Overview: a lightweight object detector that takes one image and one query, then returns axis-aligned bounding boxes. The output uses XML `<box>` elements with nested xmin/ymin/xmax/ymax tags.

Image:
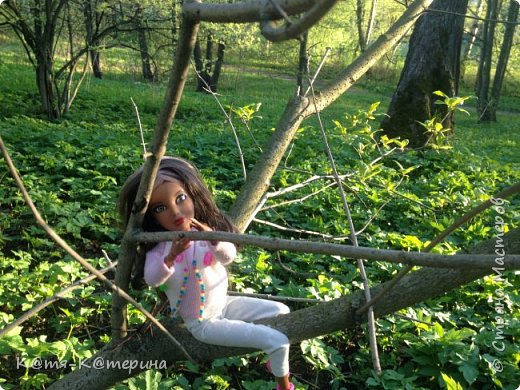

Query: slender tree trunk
<box><xmin>296</xmin><ymin>31</ymin><xmax>309</xmax><ymax>95</ymax></box>
<box><xmin>136</xmin><ymin>4</ymin><xmax>155</xmax><ymax>82</ymax></box>
<box><xmin>487</xmin><ymin>0</ymin><xmax>519</xmax><ymax>121</ymax></box>
<box><xmin>356</xmin><ymin>0</ymin><xmax>367</xmax><ymax>52</ymax></box>
<box><xmin>462</xmin><ymin>0</ymin><xmax>484</xmax><ymax>62</ymax></box>
<box><xmin>83</xmin><ymin>0</ymin><xmax>103</xmax><ymax>79</ymax></box>
<box><xmin>211</xmin><ymin>40</ymin><xmax>225</xmax><ymax>92</ymax></box>
<box><xmin>476</xmin><ymin>0</ymin><xmax>500</xmax><ymax>122</ymax></box>
<box><xmin>171</xmin><ymin>0</ymin><xmax>179</xmax><ymax>56</ymax></box>
<box><xmin>365</xmin><ymin>0</ymin><xmax>378</xmax><ymax>47</ymax></box>
<box><xmin>35</xmin><ymin>51</ymin><xmax>57</xmax><ymax>120</ymax></box>
<box><xmin>380</xmin><ymin>0</ymin><xmax>469</xmax><ymax>148</ymax></box>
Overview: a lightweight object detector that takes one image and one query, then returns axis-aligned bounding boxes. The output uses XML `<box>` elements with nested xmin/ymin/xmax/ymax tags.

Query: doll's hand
<box><xmin>164</xmin><ymin>236</ymin><xmax>191</xmax><ymax>267</ymax></box>
<box><xmin>190</xmin><ymin>218</ymin><xmax>218</xmax><ymax>245</ymax></box>
<box><xmin>190</xmin><ymin>218</ymin><xmax>213</xmax><ymax>232</ymax></box>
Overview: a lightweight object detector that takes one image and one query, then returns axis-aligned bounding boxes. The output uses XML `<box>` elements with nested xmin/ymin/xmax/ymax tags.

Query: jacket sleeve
<box><xmin>144</xmin><ymin>242</ymin><xmax>175</xmax><ymax>287</ymax></box>
<box><xmin>209</xmin><ymin>241</ymin><xmax>236</xmax><ymax>266</ymax></box>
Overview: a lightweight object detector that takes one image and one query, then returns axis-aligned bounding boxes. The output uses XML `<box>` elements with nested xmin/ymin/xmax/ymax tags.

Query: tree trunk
<box><xmin>35</xmin><ymin>51</ymin><xmax>58</xmax><ymax>120</ymax></box>
<box><xmin>488</xmin><ymin>0</ymin><xmax>519</xmax><ymax>121</ymax></box>
<box><xmin>356</xmin><ymin>0</ymin><xmax>367</xmax><ymax>53</ymax></box>
<box><xmin>83</xmin><ymin>0</ymin><xmax>103</xmax><ymax>79</ymax></box>
<box><xmin>380</xmin><ymin>0</ymin><xmax>469</xmax><ymax>148</ymax></box>
<box><xmin>194</xmin><ymin>39</ymin><xmax>212</xmax><ymax>92</ymax></box>
<box><xmin>136</xmin><ymin>4</ymin><xmax>155</xmax><ymax>82</ymax></box>
<box><xmin>49</xmin><ymin>228</ymin><xmax>520</xmax><ymax>389</ymax></box>
<box><xmin>476</xmin><ymin>0</ymin><xmax>500</xmax><ymax>122</ymax></box>
<box><xmin>296</xmin><ymin>31</ymin><xmax>309</xmax><ymax>95</ymax></box>
<box><xmin>195</xmin><ymin>32</ymin><xmax>223</xmax><ymax>93</ymax></box>
<box><xmin>211</xmin><ymin>40</ymin><xmax>225</xmax><ymax>93</ymax></box>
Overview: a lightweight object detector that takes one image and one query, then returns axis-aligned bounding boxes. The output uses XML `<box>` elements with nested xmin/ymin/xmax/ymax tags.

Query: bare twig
<box><xmin>191</xmin><ymin>61</ymin><xmax>247</xmax><ymax>181</ymax></box>
<box><xmin>228</xmin><ymin>290</ymin><xmax>322</xmax><ymax>304</ymax></box>
<box><xmin>130</xmin><ymin>97</ymin><xmax>148</xmax><ymax>160</ymax></box>
<box><xmin>253</xmin><ymin>218</ymin><xmax>336</xmax><ymax>239</ymax></box>
<box><xmin>0</xmin><ymin>136</ymin><xmax>195</xmax><ymax>363</ymax></box>
<box><xmin>307</xmin><ymin>56</ymin><xmax>381</xmax><ymax>373</ymax></box>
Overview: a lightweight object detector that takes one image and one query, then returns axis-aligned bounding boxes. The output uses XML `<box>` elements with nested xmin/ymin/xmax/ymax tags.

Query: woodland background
<box><xmin>0</xmin><ymin>0</ymin><xmax>519</xmax><ymax>389</ymax></box>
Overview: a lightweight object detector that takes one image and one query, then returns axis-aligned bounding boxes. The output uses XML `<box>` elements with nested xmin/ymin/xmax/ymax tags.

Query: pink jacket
<box><xmin>144</xmin><ymin>237</ymin><xmax>236</xmax><ymax>321</ymax></box>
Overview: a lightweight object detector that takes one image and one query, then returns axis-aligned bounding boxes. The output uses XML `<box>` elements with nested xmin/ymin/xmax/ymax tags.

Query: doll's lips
<box><xmin>174</xmin><ymin>217</ymin><xmax>184</xmax><ymax>226</ymax></box>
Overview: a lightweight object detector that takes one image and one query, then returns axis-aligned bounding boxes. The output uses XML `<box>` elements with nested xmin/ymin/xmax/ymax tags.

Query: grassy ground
<box><xmin>1</xmin><ymin>42</ymin><xmax>519</xmax><ymax>389</ymax></box>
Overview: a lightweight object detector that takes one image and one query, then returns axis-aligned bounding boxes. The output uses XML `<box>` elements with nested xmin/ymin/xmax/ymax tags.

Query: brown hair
<box><xmin>118</xmin><ymin>157</ymin><xmax>236</xmax><ymax>288</ymax></box>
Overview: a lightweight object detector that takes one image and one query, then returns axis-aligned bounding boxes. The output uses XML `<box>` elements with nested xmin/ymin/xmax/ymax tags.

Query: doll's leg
<box><xmin>186</xmin><ymin>317</ymin><xmax>290</xmax><ymax>378</ymax></box>
<box><xmin>222</xmin><ymin>296</ymin><xmax>290</xmax><ymax>322</ymax></box>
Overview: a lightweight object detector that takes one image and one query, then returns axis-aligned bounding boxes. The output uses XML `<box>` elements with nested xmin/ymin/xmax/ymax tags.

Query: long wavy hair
<box><xmin>118</xmin><ymin>157</ymin><xmax>236</xmax><ymax>288</ymax></box>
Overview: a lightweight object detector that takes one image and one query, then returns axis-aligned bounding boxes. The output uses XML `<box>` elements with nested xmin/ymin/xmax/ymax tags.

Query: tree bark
<box><xmin>380</xmin><ymin>0</ymin><xmax>469</xmax><ymax>148</ymax></box>
<box><xmin>50</xmin><ymin>228</ymin><xmax>520</xmax><ymax>389</ymax></box>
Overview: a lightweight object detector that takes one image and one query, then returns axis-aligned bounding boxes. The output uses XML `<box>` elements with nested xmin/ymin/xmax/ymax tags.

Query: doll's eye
<box><xmin>152</xmin><ymin>204</ymin><xmax>166</xmax><ymax>214</ymax></box>
<box><xmin>176</xmin><ymin>194</ymin><xmax>188</xmax><ymax>204</ymax></box>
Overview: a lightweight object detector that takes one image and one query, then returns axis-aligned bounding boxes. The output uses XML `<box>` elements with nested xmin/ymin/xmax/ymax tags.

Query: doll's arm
<box><xmin>144</xmin><ymin>242</ymin><xmax>175</xmax><ymax>287</ymax></box>
<box><xmin>209</xmin><ymin>241</ymin><xmax>236</xmax><ymax>266</ymax></box>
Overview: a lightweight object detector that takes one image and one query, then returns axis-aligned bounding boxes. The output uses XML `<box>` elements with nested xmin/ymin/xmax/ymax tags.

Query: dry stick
<box><xmin>356</xmin><ymin>181</ymin><xmax>520</xmax><ymax>315</ymax></box>
<box><xmin>134</xmin><ymin>230</ymin><xmax>520</xmax><ymax>269</ymax></box>
<box><xmin>0</xmin><ymin>261</ymin><xmax>117</xmax><ymax>337</ymax></box>
<box><xmin>130</xmin><ymin>97</ymin><xmax>148</xmax><ymax>160</ymax></box>
<box><xmin>191</xmin><ymin>61</ymin><xmax>247</xmax><ymax>181</ymax></box>
<box><xmin>306</xmin><ymin>57</ymin><xmax>382</xmax><ymax>374</ymax></box>
<box><xmin>253</xmin><ymin>218</ymin><xmax>335</xmax><ymax>239</ymax></box>
<box><xmin>0</xmin><ymin>136</ymin><xmax>195</xmax><ymax>364</ymax></box>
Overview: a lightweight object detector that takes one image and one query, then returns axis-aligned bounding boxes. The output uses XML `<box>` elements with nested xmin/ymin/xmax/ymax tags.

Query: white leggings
<box><xmin>184</xmin><ymin>296</ymin><xmax>290</xmax><ymax>377</ymax></box>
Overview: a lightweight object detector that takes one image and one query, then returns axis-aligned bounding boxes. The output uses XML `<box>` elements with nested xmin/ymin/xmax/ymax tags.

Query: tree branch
<box><xmin>133</xmin><ymin>230</ymin><xmax>520</xmax><ymax>269</ymax></box>
<box><xmin>260</xmin><ymin>0</ymin><xmax>339</xmax><ymax>42</ymax></box>
<box><xmin>48</xmin><ymin>228</ymin><xmax>520</xmax><ymax>389</ymax></box>
<box><xmin>183</xmin><ymin>0</ymin><xmax>318</xmax><ymax>23</ymax></box>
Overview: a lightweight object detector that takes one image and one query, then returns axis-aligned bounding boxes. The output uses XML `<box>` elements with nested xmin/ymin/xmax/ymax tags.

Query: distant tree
<box><xmin>356</xmin><ymin>0</ymin><xmax>378</xmax><ymax>53</ymax></box>
<box><xmin>134</xmin><ymin>3</ymin><xmax>156</xmax><ymax>82</ymax></box>
<box><xmin>0</xmin><ymin>0</ymin><xmax>135</xmax><ymax>119</ymax></box>
<box><xmin>83</xmin><ymin>0</ymin><xmax>104</xmax><ymax>79</ymax></box>
<box><xmin>193</xmin><ymin>31</ymin><xmax>225</xmax><ymax>93</ymax></box>
<box><xmin>476</xmin><ymin>0</ymin><xmax>519</xmax><ymax>122</ymax></box>
<box><xmin>380</xmin><ymin>0</ymin><xmax>469</xmax><ymax>148</ymax></box>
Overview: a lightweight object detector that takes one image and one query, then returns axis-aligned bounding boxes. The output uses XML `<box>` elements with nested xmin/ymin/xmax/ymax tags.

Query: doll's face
<box><xmin>149</xmin><ymin>179</ymin><xmax>195</xmax><ymax>231</ymax></box>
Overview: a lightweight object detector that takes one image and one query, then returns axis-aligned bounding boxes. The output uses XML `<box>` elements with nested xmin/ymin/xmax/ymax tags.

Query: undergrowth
<box><xmin>0</xmin><ymin>49</ymin><xmax>519</xmax><ymax>390</ymax></box>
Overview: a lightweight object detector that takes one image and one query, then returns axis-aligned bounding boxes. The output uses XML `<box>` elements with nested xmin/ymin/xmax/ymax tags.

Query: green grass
<box><xmin>1</xmin><ymin>43</ymin><xmax>519</xmax><ymax>390</ymax></box>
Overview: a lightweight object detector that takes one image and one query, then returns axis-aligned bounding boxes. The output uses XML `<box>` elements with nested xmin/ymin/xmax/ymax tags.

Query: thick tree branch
<box><xmin>183</xmin><ymin>0</ymin><xmax>317</xmax><ymax>23</ymax></box>
<box><xmin>49</xmin><ymin>228</ymin><xmax>520</xmax><ymax>389</ymax></box>
<box><xmin>260</xmin><ymin>0</ymin><xmax>339</xmax><ymax>42</ymax></box>
<box><xmin>110</xmin><ymin>4</ymin><xmax>200</xmax><ymax>340</ymax></box>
